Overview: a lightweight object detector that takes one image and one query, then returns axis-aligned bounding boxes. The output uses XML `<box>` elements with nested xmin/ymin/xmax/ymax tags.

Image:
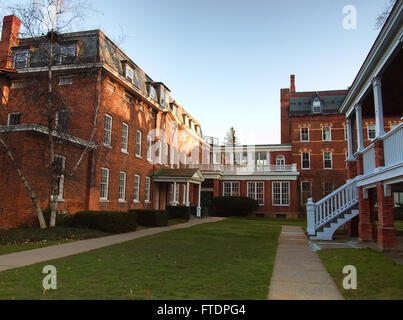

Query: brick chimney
<box><xmin>290</xmin><ymin>74</ymin><xmax>296</xmax><ymax>92</ymax></box>
<box><xmin>0</xmin><ymin>15</ymin><xmax>21</xmax><ymax>69</ymax></box>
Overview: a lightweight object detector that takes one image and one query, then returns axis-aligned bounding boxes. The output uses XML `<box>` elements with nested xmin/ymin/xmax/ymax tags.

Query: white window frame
<box><xmin>177</xmin><ymin>150</ymin><xmax>180</xmax><ymax>168</ymax></box>
<box><xmin>157</xmin><ymin>140</ymin><xmax>162</xmax><ymax>164</ymax></box>
<box><xmin>119</xmin><ymin>171</ymin><xmax>127</xmax><ymax>202</ymax></box>
<box><xmin>8</xmin><ymin>112</ymin><xmax>21</xmax><ymax>126</ymax></box>
<box><xmin>323</xmin><ymin>151</ymin><xmax>333</xmax><ymax>169</ymax></box>
<box><xmin>272</xmin><ymin>181</ymin><xmax>290</xmax><ymax>206</ymax></box>
<box><xmin>223</xmin><ymin>181</ymin><xmax>240</xmax><ymax>197</ymax></box>
<box><xmin>247</xmin><ymin>182</ymin><xmax>264</xmax><ymax>206</ymax></box>
<box><xmin>134</xmin><ymin>175</ymin><xmax>140</xmax><ymax>202</ymax></box>
<box><xmin>300</xmin><ymin>127</ymin><xmax>309</xmax><ymax>142</ymax></box>
<box><xmin>301</xmin><ymin>152</ymin><xmax>310</xmax><ymax>170</ymax></box>
<box><xmin>312</xmin><ymin>98</ymin><xmax>322</xmax><ymax>113</ymax></box>
<box><xmin>145</xmin><ymin>177</ymin><xmax>151</xmax><ymax>202</ymax></box>
<box><xmin>126</xmin><ymin>65</ymin><xmax>134</xmax><ymax>82</ymax></box>
<box><xmin>136</xmin><ymin>130</ymin><xmax>142</xmax><ymax>158</ymax></box>
<box><xmin>367</xmin><ymin>124</ymin><xmax>376</xmax><ymax>140</ymax></box>
<box><xmin>322</xmin><ymin>126</ymin><xmax>332</xmax><ymax>142</ymax></box>
<box><xmin>103</xmin><ymin>114</ymin><xmax>112</xmax><ymax>147</ymax></box>
<box><xmin>147</xmin><ymin>135</ymin><xmax>153</xmax><ymax>162</ymax></box>
<box><xmin>276</xmin><ymin>155</ymin><xmax>285</xmax><ymax>169</ymax></box>
<box><xmin>100</xmin><ymin>167</ymin><xmax>109</xmax><ymax>201</ymax></box>
<box><xmin>344</xmin><ymin>125</ymin><xmax>348</xmax><ymax>141</ymax></box>
<box><xmin>121</xmin><ymin>122</ymin><xmax>129</xmax><ymax>153</ymax></box>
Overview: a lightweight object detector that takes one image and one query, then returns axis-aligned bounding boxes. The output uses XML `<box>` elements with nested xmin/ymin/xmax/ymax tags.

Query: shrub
<box><xmin>166</xmin><ymin>206</ymin><xmax>191</xmax><ymax>220</ymax></box>
<box><xmin>42</xmin><ymin>207</ymin><xmax>73</xmax><ymax>227</ymax></box>
<box><xmin>130</xmin><ymin>209</ymin><xmax>168</xmax><ymax>227</ymax></box>
<box><xmin>71</xmin><ymin>211</ymin><xmax>137</xmax><ymax>234</ymax></box>
<box><xmin>212</xmin><ymin>197</ymin><xmax>259</xmax><ymax>217</ymax></box>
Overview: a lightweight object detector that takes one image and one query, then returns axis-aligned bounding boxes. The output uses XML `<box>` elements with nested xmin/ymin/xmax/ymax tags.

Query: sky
<box><xmin>2</xmin><ymin>0</ymin><xmax>392</xmax><ymax>144</ymax></box>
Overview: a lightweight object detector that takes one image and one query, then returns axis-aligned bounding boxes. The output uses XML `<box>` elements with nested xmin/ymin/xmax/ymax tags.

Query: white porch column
<box><xmin>355</xmin><ymin>104</ymin><xmax>364</xmax><ymax>153</ymax></box>
<box><xmin>306</xmin><ymin>198</ymin><xmax>316</xmax><ymax>236</ymax></box>
<box><xmin>186</xmin><ymin>181</ymin><xmax>190</xmax><ymax>207</ymax></box>
<box><xmin>372</xmin><ymin>77</ymin><xmax>386</xmax><ymax>138</ymax></box>
<box><xmin>172</xmin><ymin>181</ymin><xmax>177</xmax><ymax>206</ymax></box>
<box><xmin>346</xmin><ymin>118</ymin><xmax>355</xmax><ymax>161</ymax></box>
<box><xmin>197</xmin><ymin>183</ymin><xmax>201</xmax><ymax>218</ymax></box>
<box><xmin>155</xmin><ymin>183</ymin><xmax>160</xmax><ymax>210</ymax></box>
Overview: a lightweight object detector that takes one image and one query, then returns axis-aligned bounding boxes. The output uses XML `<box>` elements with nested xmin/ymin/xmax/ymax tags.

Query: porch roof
<box><xmin>152</xmin><ymin>168</ymin><xmax>205</xmax><ymax>184</ymax></box>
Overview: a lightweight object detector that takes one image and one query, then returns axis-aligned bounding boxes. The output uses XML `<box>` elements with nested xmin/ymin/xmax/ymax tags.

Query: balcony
<box><xmin>187</xmin><ymin>163</ymin><xmax>298</xmax><ymax>175</ymax></box>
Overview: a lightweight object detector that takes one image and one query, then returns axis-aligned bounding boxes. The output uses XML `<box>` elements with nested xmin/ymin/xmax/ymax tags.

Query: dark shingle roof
<box><xmin>290</xmin><ymin>93</ymin><xmax>347</xmax><ymax>115</ymax></box>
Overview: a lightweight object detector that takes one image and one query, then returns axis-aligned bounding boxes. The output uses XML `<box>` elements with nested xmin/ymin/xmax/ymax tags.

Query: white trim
<box><xmin>300</xmin><ymin>127</ymin><xmax>309</xmax><ymax>142</ymax></box>
<box><xmin>136</xmin><ymin>130</ymin><xmax>142</xmax><ymax>157</ymax></box>
<box><xmin>272</xmin><ymin>181</ymin><xmax>290</xmax><ymax>207</ymax></box>
<box><xmin>223</xmin><ymin>181</ymin><xmax>240</xmax><ymax>197</ymax></box>
<box><xmin>301</xmin><ymin>151</ymin><xmax>310</xmax><ymax>170</ymax></box>
<box><xmin>119</xmin><ymin>171</ymin><xmax>127</xmax><ymax>202</ymax></box>
<box><xmin>247</xmin><ymin>181</ymin><xmax>265</xmax><ymax>206</ymax></box>
<box><xmin>134</xmin><ymin>174</ymin><xmax>140</xmax><ymax>202</ymax></box>
<box><xmin>121</xmin><ymin>122</ymin><xmax>129</xmax><ymax>153</ymax></box>
<box><xmin>100</xmin><ymin>167</ymin><xmax>109</xmax><ymax>201</ymax></box>
<box><xmin>7</xmin><ymin>112</ymin><xmax>21</xmax><ymax>126</ymax></box>
<box><xmin>322</xmin><ymin>126</ymin><xmax>332</xmax><ymax>142</ymax></box>
<box><xmin>103</xmin><ymin>114</ymin><xmax>112</xmax><ymax>147</ymax></box>
<box><xmin>323</xmin><ymin>151</ymin><xmax>333</xmax><ymax>170</ymax></box>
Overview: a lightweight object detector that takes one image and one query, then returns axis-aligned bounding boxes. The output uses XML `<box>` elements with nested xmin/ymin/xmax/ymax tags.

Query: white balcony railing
<box><xmin>383</xmin><ymin>123</ymin><xmax>403</xmax><ymax>167</ymax></box>
<box><xmin>362</xmin><ymin>144</ymin><xmax>376</xmax><ymax>175</ymax></box>
<box><xmin>187</xmin><ymin>163</ymin><xmax>298</xmax><ymax>173</ymax></box>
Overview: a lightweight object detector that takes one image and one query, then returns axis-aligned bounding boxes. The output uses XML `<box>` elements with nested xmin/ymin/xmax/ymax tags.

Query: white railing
<box><xmin>362</xmin><ymin>144</ymin><xmax>376</xmax><ymax>175</ymax></box>
<box><xmin>186</xmin><ymin>163</ymin><xmax>298</xmax><ymax>173</ymax></box>
<box><xmin>383</xmin><ymin>123</ymin><xmax>403</xmax><ymax>167</ymax></box>
<box><xmin>307</xmin><ymin>178</ymin><xmax>358</xmax><ymax>236</ymax></box>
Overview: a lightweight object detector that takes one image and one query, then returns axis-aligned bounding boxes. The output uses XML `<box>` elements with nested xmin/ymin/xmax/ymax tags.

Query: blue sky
<box><xmin>5</xmin><ymin>0</ymin><xmax>390</xmax><ymax>144</ymax></box>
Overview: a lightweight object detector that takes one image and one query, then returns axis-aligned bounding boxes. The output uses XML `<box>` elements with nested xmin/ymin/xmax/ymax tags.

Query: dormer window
<box><xmin>60</xmin><ymin>44</ymin><xmax>77</xmax><ymax>64</ymax></box>
<box><xmin>150</xmin><ymin>85</ymin><xmax>157</xmax><ymax>101</ymax></box>
<box><xmin>12</xmin><ymin>48</ymin><xmax>30</xmax><ymax>69</ymax></box>
<box><xmin>160</xmin><ymin>88</ymin><xmax>166</xmax><ymax>107</ymax></box>
<box><xmin>126</xmin><ymin>65</ymin><xmax>134</xmax><ymax>82</ymax></box>
<box><xmin>312</xmin><ymin>97</ymin><xmax>322</xmax><ymax>113</ymax></box>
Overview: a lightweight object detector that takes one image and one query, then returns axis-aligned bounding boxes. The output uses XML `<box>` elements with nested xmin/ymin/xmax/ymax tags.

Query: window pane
<box><xmin>100</xmin><ymin>168</ymin><xmax>109</xmax><ymax>199</ymax></box>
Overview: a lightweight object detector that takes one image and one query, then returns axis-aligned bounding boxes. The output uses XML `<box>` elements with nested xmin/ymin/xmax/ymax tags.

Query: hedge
<box><xmin>166</xmin><ymin>206</ymin><xmax>192</xmax><ymax>220</ymax></box>
<box><xmin>71</xmin><ymin>211</ymin><xmax>137</xmax><ymax>233</ymax></box>
<box><xmin>212</xmin><ymin>197</ymin><xmax>259</xmax><ymax>217</ymax></box>
<box><xmin>129</xmin><ymin>209</ymin><xmax>168</xmax><ymax>227</ymax></box>
<box><xmin>42</xmin><ymin>207</ymin><xmax>73</xmax><ymax>227</ymax></box>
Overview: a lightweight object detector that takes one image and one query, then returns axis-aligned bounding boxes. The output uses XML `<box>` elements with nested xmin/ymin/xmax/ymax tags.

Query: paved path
<box><xmin>268</xmin><ymin>226</ymin><xmax>344</xmax><ymax>300</ymax></box>
<box><xmin>0</xmin><ymin>217</ymin><xmax>225</xmax><ymax>273</ymax></box>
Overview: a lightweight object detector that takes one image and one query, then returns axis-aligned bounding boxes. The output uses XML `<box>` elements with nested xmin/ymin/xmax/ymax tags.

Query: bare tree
<box><xmin>374</xmin><ymin>0</ymin><xmax>397</xmax><ymax>29</ymax></box>
<box><xmin>3</xmin><ymin>0</ymin><xmax>94</xmax><ymax>228</ymax></box>
<box><xmin>224</xmin><ymin>127</ymin><xmax>238</xmax><ymax>165</ymax></box>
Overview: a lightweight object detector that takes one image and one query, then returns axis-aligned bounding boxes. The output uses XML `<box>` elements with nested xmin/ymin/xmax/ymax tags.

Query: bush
<box><xmin>212</xmin><ymin>197</ymin><xmax>259</xmax><ymax>217</ymax></box>
<box><xmin>71</xmin><ymin>211</ymin><xmax>137</xmax><ymax>234</ymax></box>
<box><xmin>166</xmin><ymin>206</ymin><xmax>191</xmax><ymax>220</ymax></box>
<box><xmin>130</xmin><ymin>210</ymin><xmax>168</xmax><ymax>227</ymax></box>
<box><xmin>42</xmin><ymin>207</ymin><xmax>73</xmax><ymax>227</ymax></box>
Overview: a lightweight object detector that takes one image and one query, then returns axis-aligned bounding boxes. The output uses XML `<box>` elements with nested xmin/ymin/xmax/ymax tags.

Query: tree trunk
<box><xmin>0</xmin><ymin>137</ymin><xmax>47</xmax><ymax>229</ymax></box>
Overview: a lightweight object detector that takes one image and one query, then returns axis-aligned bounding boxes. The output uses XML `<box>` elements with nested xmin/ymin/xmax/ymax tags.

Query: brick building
<box><xmin>0</xmin><ymin>15</ymin><xmax>210</xmax><ymax>229</ymax></box>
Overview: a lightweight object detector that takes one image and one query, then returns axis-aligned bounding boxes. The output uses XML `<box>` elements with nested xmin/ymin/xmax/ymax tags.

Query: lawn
<box><xmin>0</xmin><ymin>218</ymin><xmax>281</xmax><ymax>300</ymax></box>
<box><xmin>318</xmin><ymin>248</ymin><xmax>403</xmax><ymax>300</ymax></box>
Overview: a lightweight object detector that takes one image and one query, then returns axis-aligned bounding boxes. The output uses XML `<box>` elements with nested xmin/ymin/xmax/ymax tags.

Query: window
<box><xmin>223</xmin><ymin>182</ymin><xmax>240</xmax><ymax>197</ymax></box>
<box><xmin>13</xmin><ymin>49</ymin><xmax>29</xmax><ymax>69</ymax></box>
<box><xmin>147</xmin><ymin>136</ymin><xmax>153</xmax><ymax>162</ymax></box>
<box><xmin>170</xmin><ymin>147</ymin><xmax>175</xmax><ymax>168</ymax></box>
<box><xmin>183</xmin><ymin>153</ymin><xmax>187</xmax><ymax>167</ymax></box>
<box><xmin>133</xmin><ymin>175</ymin><xmax>140</xmax><ymax>202</ymax></box>
<box><xmin>149</xmin><ymin>85</ymin><xmax>157</xmax><ymax>101</ymax></box>
<box><xmin>323</xmin><ymin>151</ymin><xmax>333</xmax><ymax>169</ymax></box>
<box><xmin>52</xmin><ymin>156</ymin><xmax>66</xmax><ymax>200</ymax></box>
<box><xmin>8</xmin><ymin>113</ymin><xmax>21</xmax><ymax>125</ymax></box>
<box><xmin>136</xmin><ymin>130</ymin><xmax>142</xmax><ymax>157</ymax></box>
<box><xmin>312</xmin><ymin>97</ymin><xmax>321</xmax><ymax>113</ymax></box>
<box><xmin>11</xmin><ymin>80</ymin><xmax>24</xmax><ymax>89</ymax></box>
<box><xmin>272</xmin><ymin>182</ymin><xmax>290</xmax><ymax>206</ymax></box>
<box><xmin>160</xmin><ymin>88</ymin><xmax>166</xmax><ymax>107</ymax></box>
<box><xmin>58</xmin><ymin>77</ymin><xmax>72</xmax><ymax>85</ymax></box>
<box><xmin>300</xmin><ymin>127</ymin><xmax>309</xmax><ymax>142</ymax></box>
<box><xmin>301</xmin><ymin>181</ymin><xmax>312</xmax><ymax>206</ymax></box>
<box><xmin>126</xmin><ymin>66</ymin><xmax>134</xmax><ymax>82</ymax></box>
<box><xmin>119</xmin><ymin>171</ymin><xmax>127</xmax><ymax>202</ymax></box>
<box><xmin>124</xmin><ymin>93</ymin><xmax>133</xmax><ymax>104</ymax></box>
<box><xmin>145</xmin><ymin>177</ymin><xmax>151</xmax><ymax>202</ymax></box>
<box><xmin>55</xmin><ymin>110</ymin><xmax>70</xmax><ymax>133</ymax></box>
<box><xmin>103</xmin><ymin>114</ymin><xmax>112</xmax><ymax>147</ymax></box>
<box><xmin>121</xmin><ymin>123</ymin><xmax>129</xmax><ymax>153</ymax></box>
<box><xmin>100</xmin><ymin>168</ymin><xmax>109</xmax><ymax>200</ymax></box>
<box><xmin>322</xmin><ymin>126</ymin><xmax>332</xmax><ymax>141</ymax></box>
<box><xmin>301</xmin><ymin>152</ymin><xmax>310</xmax><ymax>169</ymax></box>
<box><xmin>276</xmin><ymin>155</ymin><xmax>285</xmax><ymax>170</ymax></box>
<box><xmin>247</xmin><ymin>182</ymin><xmax>264</xmax><ymax>206</ymax></box>
<box><xmin>255</xmin><ymin>152</ymin><xmax>267</xmax><ymax>169</ymax></box>
<box><xmin>107</xmin><ymin>82</ymin><xmax>116</xmax><ymax>92</ymax></box>
<box><xmin>175</xmin><ymin>184</ymin><xmax>180</xmax><ymax>203</ymax></box>
<box><xmin>367</xmin><ymin>124</ymin><xmax>376</xmax><ymax>140</ymax></box>
<box><xmin>182</xmin><ymin>185</ymin><xmax>186</xmax><ymax>205</ymax></box>
<box><xmin>157</xmin><ymin>140</ymin><xmax>162</xmax><ymax>164</ymax></box>
<box><xmin>60</xmin><ymin>44</ymin><xmax>76</xmax><ymax>64</ymax></box>
<box><xmin>164</xmin><ymin>143</ymin><xmax>169</xmax><ymax>165</ymax></box>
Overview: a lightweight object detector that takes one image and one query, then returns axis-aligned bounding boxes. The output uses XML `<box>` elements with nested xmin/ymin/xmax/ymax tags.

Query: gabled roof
<box><xmin>152</xmin><ymin>168</ymin><xmax>204</xmax><ymax>183</ymax></box>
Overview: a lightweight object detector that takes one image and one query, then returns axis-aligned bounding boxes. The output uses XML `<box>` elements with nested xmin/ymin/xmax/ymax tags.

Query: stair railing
<box><xmin>307</xmin><ymin>177</ymin><xmax>358</xmax><ymax>236</ymax></box>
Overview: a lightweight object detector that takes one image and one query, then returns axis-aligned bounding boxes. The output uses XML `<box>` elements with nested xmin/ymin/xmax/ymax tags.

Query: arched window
<box><xmin>276</xmin><ymin>155</ymin><xmax>285</xmax><ymax>170</ymax></box>
<box><xmin>312</xmin><ymin>97</ymin><xmax>322</xmax><ymax>113</ymax></box>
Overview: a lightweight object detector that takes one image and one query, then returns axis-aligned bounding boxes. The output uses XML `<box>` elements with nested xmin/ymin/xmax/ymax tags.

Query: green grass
<box><xmin>0</xmin><ymin>218</ymin><xmax>281</xmax><ymax>300</ymax></box>
<box><xmin>0</xmin><ymin>240</ymin><xmax>75</xmax><ymax>255</ymax></box>
<box><xmin>318</xmin><ymin>248</ymin><xmax>403</xmax><ymax>300</ymax></box>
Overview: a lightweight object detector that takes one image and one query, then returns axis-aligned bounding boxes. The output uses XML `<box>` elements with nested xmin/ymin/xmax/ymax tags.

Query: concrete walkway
<box><xmin>0</xmin><ymin>217</ymin><xmax>225</xmax><ymax>273</ymax></box>
<box><xmin>268</xmin><ymin>226</ymin><xmax>344</xmax><ymax>300</ymax></box>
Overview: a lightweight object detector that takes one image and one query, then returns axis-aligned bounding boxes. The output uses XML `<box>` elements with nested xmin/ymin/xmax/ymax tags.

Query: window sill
<box><xmin>103</xmin><ymin>145</ymin><xmax>112</xmax><ymax>149</ymax></box>
<box><xmin>272</xmin><ymin>204</ymin><xmax>290</xmax><ymax>207</ymax></box>
<box><xmin>135</xmin><ymin>155</ymin><xmax>142</xmax><ymax>159</ymax></box>
<box><xmin>100</xmin><ymin>199</ymin><xmax>109</xmax><ymax>203</ymax></box>
<box><xmin>118</xmin><ymin>200</ymin><xmax>126</xmax><ymax>203</ymax></box>
<box><xmin>121</xmin><ymin>150</ymin><xmax>129</xmax><ymax>155</ymax></box>
<box><xmin>133</xmin><ymin>200</ymin><xmax>141</xmax><ymax>204</ymax></box>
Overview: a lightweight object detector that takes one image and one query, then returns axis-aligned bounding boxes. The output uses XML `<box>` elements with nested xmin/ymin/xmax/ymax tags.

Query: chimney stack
<box><xmin>290</xmin><ymin>74</ymin><xmax>296</xmax><ymax>92</ymax></box>
<box><xmin>0</xmin><ymin>15</ymin><xmax>21</xmax><ymax>69</ymax></box>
